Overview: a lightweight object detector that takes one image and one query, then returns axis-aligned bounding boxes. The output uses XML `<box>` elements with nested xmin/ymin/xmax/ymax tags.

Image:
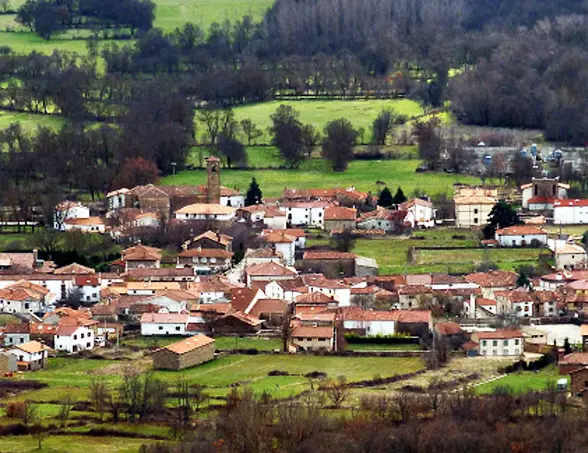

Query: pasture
<box><xmin>475</xmin><ymin>366</ymin><xmax>565</xmax><ymax>395</ymax></box>
<box><xmin>222</xmin><ymin>99</ymin><xmax>426</xmax><ymax>144</ymax></box>
<box><xmin>162</xmin><ymin>159</ymin><xmax>484</xmax><ymax>198</ymax></box>
<box><xmin>308</xmin><ymin>229</ymin><xmax>543</xmax><ymax>275</ymax></box>
<box><xmin>0</xmin><ymin>110</ymin><xmax>65</xmax><ymax>132</ymax></box>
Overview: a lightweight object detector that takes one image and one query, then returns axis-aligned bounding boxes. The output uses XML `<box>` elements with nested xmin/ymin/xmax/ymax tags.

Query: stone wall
<box><xmin>152</xmin><ymin>342</ymin><xmax>215</xmax><ymax>370</ymax></box>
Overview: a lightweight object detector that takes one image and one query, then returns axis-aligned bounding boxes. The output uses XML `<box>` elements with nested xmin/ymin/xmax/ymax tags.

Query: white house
<box><xmin>264</xmin><ymin>209</ymin><xmax>288</xmax><ymax>230</ymax></box>
<box><xmin>495</xmin><ymin>226</ymin><xmax>548</xmax><ymax>247</ymax></box>
<box><xmin>261</xmin><ymin>231</ymin><xmax>296</xmax><ymax>266</ymax></box>
<box><xmin>340</xmin><ymin>308</ymin><xmax>396</xmax><ymax>336</ymax></box>
<box><xmin>472</xmin><ymin>330</ymin><xmax>524</xmax><ymax>356</ymax></box>
<box><xmin>399</xmin><ymin>198</ymin><xmax>435</xmax><ymax>228</ymax></box>
<box><xmin>453</xmin><ymin>187</ymin><xmax>497</xmax><ymax>228</ymax></box>
<box><xmin>0</xmin><ymin>281</ymin><xmax>49</xmax><ymax>314</ymax></box>
<box><xmin>106</xmin><ymin>188</ymin><xmax>131</xmax><ymax>211</ymax></box>
<box><xmin>174</xmin><ymin>204</ymin><xmax>236</xmax><ymax>221</ymax></box>
<box><xmin>140</xmin><ymin>313</ymin><xmax>190</xmax><ymax>336</ymax></box>
<box><xmin>307</xmin><ymin>280</ymin><xmax>351</xmax><ymax>307</ymax></box>
<box><xmin>220</xmin><ymin>187</ymin><xmax>245</xmax><ymax>208</ymax></box>
<box><xmin>64</xmin><ymin>217</ymin><xmax>106</xmax><ymax>233</ymax></box>
<box><xmin>54</xmin><ymin>323</ymin><xmax>95</xmax><ymax>353</ymax></box>
<box><xmin>280</xmin><ymin>201</ymin><xmax>331</xmax><ymax>229</ymax></box>
<box><xmin>553</xmin><ymin>243</ymin><xmax>587</xmax><ymax>270</ymax></box>
<box><xmin>54</xmin><ymin>201</ymin><xmax>90</xmax><ymax>231</ymax></box>
<box><xmin>132</xmin><ymin>295</ymin><xmax>188</xmax><ymax>313</ymax></box>
<box><xmin>73</xmin><ymin>275</ymin><xmax>101</xmax><ymax>304</ymax></box>
<box><xmin>7</xmin><ymin>341</ymin><xmax>51</xmax><ymax>370</ymax></box>
<box><xmin>554</xmin><ymin>199</ymin><xmax>588</xmax><ymax>224</ymax></box>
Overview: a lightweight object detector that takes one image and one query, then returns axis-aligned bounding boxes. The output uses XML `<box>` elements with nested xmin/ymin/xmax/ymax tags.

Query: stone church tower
<box><xmin>206</xmin><ymin>156</ymin><xmax>221</xmax><ymax>204</ymax></box>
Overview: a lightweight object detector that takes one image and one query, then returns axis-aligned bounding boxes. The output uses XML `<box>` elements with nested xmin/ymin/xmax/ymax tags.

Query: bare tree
<box><xmin>57</xmin><ymin>395</ymin><xmax>75</xmax><ymax>428</ymax></box>
<box><xmin>90</xmin><ymin>378</ymin><xmax>110</xmax><ymax>421</ymax></box>
<box><xmin>326</xmin><ymin>376</ymin><xmax>349</xmax><ymax>408</ymax></box>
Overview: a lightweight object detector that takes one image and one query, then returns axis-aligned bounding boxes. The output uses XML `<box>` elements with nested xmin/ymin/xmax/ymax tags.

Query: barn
<box><xmin>152</xmin><ymin>335</ymin><xmax>216</xmax><ymax>371</ymax></box>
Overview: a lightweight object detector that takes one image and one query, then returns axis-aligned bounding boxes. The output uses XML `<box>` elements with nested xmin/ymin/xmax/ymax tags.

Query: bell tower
<box><xmin>206</xmin><ymin>156</ymin><xmax>221</xmax><ymax>204</ymax></box>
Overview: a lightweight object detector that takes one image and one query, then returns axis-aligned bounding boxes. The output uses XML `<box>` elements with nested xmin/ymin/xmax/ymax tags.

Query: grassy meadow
<box><xmin>308</xmin><ymin>228</ymin><xmax>543</xmax><ymax>275</ymax></box>
<box><xmin>221</xmin><ymin>99</ymin><xmax>426</xmax><ymax>144</ymax></box>
<box><xmin>162</xmin><ymin>159</ymin><xmax>484</xmax><ymax>198</ymax></box>
<box><xmin>475</xmin><ymin>366</ymin><xmax>566</xmax><ymax>395</ymax></box>
<box><xmin>0</xmin><ymin>110</ymin><xmax>65</xmax><ymax>132</ymax></box>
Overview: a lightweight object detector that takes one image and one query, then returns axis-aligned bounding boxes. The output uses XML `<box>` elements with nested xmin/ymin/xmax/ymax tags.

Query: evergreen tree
<box><xmin>483</xmin><ymin>200</ymin><xmax>521</xmax><ymax>238</ymax></box>
<box><xmin>245</xmin><ymin>177</ymin><xmax>262</xmax><ymax>206</ymax></box>
<box><xmin>393</xmin><ymin>187</ymin><xmax>407</xmax><ymax>204</ymax></box>
<box><xmin>564</xmin><ymin>337</ymin><xmax>572</xmax><ymax>354</ymax></box>
<box><xmin>377</xmin><ymin>187</ymin><xmax>393</xmax><ymax>207</ymax></box>
<box><xmin>516</xmin><ymin>271</ymin><xmax>531</xmax><ymax>288</ymax></box>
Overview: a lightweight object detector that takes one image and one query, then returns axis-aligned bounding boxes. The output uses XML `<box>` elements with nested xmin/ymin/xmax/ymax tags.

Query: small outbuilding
<box><xmin>152</xmin><ymin>335</ymin><xmax>215</xmax><ymax>371</ymax></box>
<box><xmin>0</xmin><ymin>352</ymin><xmax>17</xmax><ymax>374</ymax></box>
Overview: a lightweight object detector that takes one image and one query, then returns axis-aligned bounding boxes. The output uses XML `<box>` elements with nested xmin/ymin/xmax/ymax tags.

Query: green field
<box><xmin>414</xmin><ymin>248</ymin><xmax>545</xmax><ymax>271</ymax></box>
<box><xmin>217</xmin><ymin>99</ymin><xmax>426</xmax><ymax>144</ymax></box>
<box><xmin>346</xmin><ymin>343</ymin><xmax>422</xmax><ymax>351</ymax></box>
<box><xmin>0</xmin><ymin>435</ymin><xmax>158</xmax><ymax>453</ymax></box>
<box><xmin>162</xmin><ymin>159</ymin><xmax>484</xmax><ymax>198</ymax></box>
<box><xmin>122</xmin><ymin>335</ymin><xmax>282</xmax><ymax>351</ymax></box>
<box><xmin>308</xmin><ymin>229</ymin><xmax>542</xmax><ymax>274</ymax></box>
<box><xmin>475</xmin><ymin>366</ymin><xmax>566</xmax><ymax>395</ymax></box>
<box><xmin>154</xmin><ymin>0</ymin><xmax>273</xmax><ymax>32</ymax></box>
<box><xmin>0</xmin><ymin>110</ymin><xmax>65</xmax><ymax>132</ymax></box>
<box><xmin>21</xmin><ymin>355</ymin><xmax>424</xmax><ymax>401</ymax></box>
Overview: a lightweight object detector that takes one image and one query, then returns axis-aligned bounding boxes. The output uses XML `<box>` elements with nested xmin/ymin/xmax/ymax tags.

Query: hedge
<box><xmin>344</xmin><ymin>333</ymin><xmax>420</xmax><ymax>345</ymax></box>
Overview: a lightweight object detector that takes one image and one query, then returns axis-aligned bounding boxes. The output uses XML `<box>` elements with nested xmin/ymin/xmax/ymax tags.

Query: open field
<box><xmin>0</xmin><ymin>110</ymin><xmax>65</xmax><ymax>132</ymax></box>
<box><xmin>162</xmin><ymin>159</ymin><xmax>485</xmax><ymax>198</ymax></box>
<box><xmin>0</xmin><ymin>435</ymin><xmax>159</xmax><ymax>453</ymax></box>
<box><xmin>154</xmin><ymin>0</ymin><xmax>273</xmax><ymax>32</ymax></box>
<box><xmin>414</xmin><ymin>248</ymin><xmax>545</xmax><ymax>271</ymax></box>
<box><xmin>16</xmin><ymin>355</ymin><xmax>424</xmax><ymax>402</ymax></box>
<box><xmin>543</xmin><ymin>225</ymin><xmax>588</xmax><ymax>237</ymax></box>
<box><xmin>308</xmin><ymin>229</ymin><xmax>542</xmax><ymax>274</ymax></box>
<box><xmin>475</xmin><ymin>366</ymin><xmax>566</xmax><ymax>395</ymax></box>
<box><xmin>220</xmin><ymin>99</ymin><xmax>426</xmax><ymax>144</ymax></box>
<box><xmin>346</xmin><ymin>343</ymin><xmax>422</xmax><ymax>351</ymax></box>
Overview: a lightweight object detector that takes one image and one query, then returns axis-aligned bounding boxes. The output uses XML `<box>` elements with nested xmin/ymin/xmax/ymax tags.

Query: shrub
<box><xmin>6</xmin><ymin>401</ymin><xmax>26</xmax><ymax>419</ymax></box>
<box><xmin>268</xmin><ymin>370</ymin><xmax>289</xmax><ymax>376</ymax></box>
<box><xmin>304</xmin><ymin>371</ymin><xmax>327</xmax><ymax>379</ymax></box>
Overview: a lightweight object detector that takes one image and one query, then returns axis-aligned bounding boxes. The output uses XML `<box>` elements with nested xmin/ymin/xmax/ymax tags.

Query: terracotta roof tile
<box><xmin>245</xmin><ymin>262</ymin><xmax>297</xmax><ymax>277</ymax></box>
<box><xmin>291</xmin><ymin>325</ymin><xmax>334</xmax><ymax>339</ymax></box>
<box><xmin>475</xmin><ymin>330</ymin><xmax>523</xmax><ymax>340</ymax></box>
<box><xmin>324</xmin><ymin>206</ymin><xmax>357</xmax><ymax>221</ymax></box>
<box><xmin>303</xmin><ymin>251</ymin><xmax>356</xmax><ymax>260</ymax></box>
<box><xmin>159</xmin><ymin>335</ymin><xmax>215</xmax><ymax>355</ymax></box>
<box><xmin>495</xmin><ymin>226</ymin><xmax>547</xmax><ymax>236</ymax></box>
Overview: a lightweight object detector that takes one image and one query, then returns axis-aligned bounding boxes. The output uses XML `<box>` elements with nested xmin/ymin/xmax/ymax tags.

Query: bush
<box><xmin>268</xmin><ymin>370</ymin><xmax>289</xmax><ymax>376</ymax></box>
<box><xmin>304</xmin><ymin>371</ymin><xmax>327</xmax><ymax>379</ymax></box>
<box><xmin>344</xmin><ymin>333</ymin><xmax>418</xmax><ymax>345</ymax></box>
<box><xmin>6</xmin><ymin>401</ymin><xmax>26</xmax><ymax>419</ymax></box>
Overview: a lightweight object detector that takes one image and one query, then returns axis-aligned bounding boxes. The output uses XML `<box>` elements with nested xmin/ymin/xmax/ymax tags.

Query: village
<box><xmin>0</xmin><ymin>156</ymin><xmax>586</xmax><ymax>392</ymax></box>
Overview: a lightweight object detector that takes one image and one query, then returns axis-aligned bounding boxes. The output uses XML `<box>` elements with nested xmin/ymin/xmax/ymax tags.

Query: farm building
<box><xmin>152</xmin><ymin>335</ymin><xmax>215</xmax><ymax>370</ymax></box>
<box><xmin>0</xmin><ymin>352</ymin><xmax>17</xmax><ymax>374</ymax></box>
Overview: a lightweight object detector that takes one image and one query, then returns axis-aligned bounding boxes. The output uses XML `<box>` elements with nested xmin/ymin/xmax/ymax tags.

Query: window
<box><xmin>81</xmin><ymin>333</ymin><xmax>85</xmax><ymax>339</ymax></box>
<box><xmin>175</xmin><ymin>326</ymin><xmax>181</xmax><ymax>331</ymax></box>
<box><xmin>158</xmin><ymin>326</ymin><xmax>163</xmax><ymax>330</ymax></box>
<box><xmin>493</xmin><ymin>350</ymin><xmax>497</xmax><ymax>355</ymax></box>
<box><xmin>306</xmin><ymin>338</ymin><xmax>313</xmax><ymax>341</ymax></box>
<box><xmin>73</xmin><ymin>335</ymin><xmax>77</xmax><ymax>340</ymax></box>
<box><xmin>25</xmin><ymin>303</ymin><xmax>29</xmax><ymax>309</ymax></box>
<box><xmin>474</xmin><ymin>217</ymin><xmax>478</xmax><ymax>224</ymax></box>
<box><xmin>514</xmin><ymin>339</ymin><xmax>519</xmax><ymax>345</ymax></box>
<box><xmin>86</xmin><ymin>342</ymin><xmax>91</xmax><ymax>348</ymax></box>
<box><xmin>88</xmin><ymin>332</ymin><xmax>92</xmax><ymax>337</ymax></box>
<box><xmin>504</xmin><ymin>350</ymin><xmax>509</xmax><ymax>355</ymax></box>
<box><xmin>492</xmin><ymin>340</ymin><xmax>497</xmax><ymax>346</ymax></box>
<box><xmin>474</xmin><ymin>208</ymin><xmax>478</xmax><ymax>214</ymax></box>
<box><xmin>503</xmin><ymin>340</ymin><xmax>508</xmax><ymax>346</ymax></box>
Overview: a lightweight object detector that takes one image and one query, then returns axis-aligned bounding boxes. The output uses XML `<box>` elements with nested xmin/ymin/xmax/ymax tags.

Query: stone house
<box><xmin>298</xmin><ymin>251</ymin><xmax>357</xmax><ymax>278</ymax></box>
<box><xmin>0</xmin><ymin>352</ymin><xmax>17</xmax><ymax>374</ymax></box>
<box><xmin>176</xmin><ymin>248</ymin><xmax>233</xmax><ymax>274</ymax></box>
<box><xmin>323</xmin><ymin>207</ymin><xmax>357</xmax><ymax>232</ymax></box>
<box><xmin>559</xmin><ymin>353</ymin><xmax>588</xmax><ymax>375</ymax></box>
<box><xmin>213</xmin><ymin>312</ymin><xmax>262</xmax><ymax>334</ymax></box>
<box><xmin>121</xmin><ymin>244</ymin><xmax>162</xmax><ymax>271</ymax></box>
<box><xmin>152</xmin><ymin>335</ymin><xmax>215</xmax><ymax>370</ymax></box>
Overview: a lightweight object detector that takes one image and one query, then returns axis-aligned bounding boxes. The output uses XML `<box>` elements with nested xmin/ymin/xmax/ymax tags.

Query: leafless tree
<box><xmin>326</xmin><ymin>376</ymin><xmax>349</xmax><ymax>408</ymax></box>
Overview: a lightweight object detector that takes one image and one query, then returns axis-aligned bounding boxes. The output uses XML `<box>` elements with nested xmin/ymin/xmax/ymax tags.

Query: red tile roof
<box><xmin>495</xmin><ymin>226</ymin><xmax>547</xmax><ymax>236</ymax></box>
<box><xmin>475</xmin><ymin>330</ymin><xmax>523</xmax><ymax>340</ymax></box>
<box><xmin>560</xmin><ymin>352</ymin><xmax>588</xmax><ymax>364</ymax></box>
<box><xmin>324</xmin><ymin>206</ymin><xmax>357</xmax><ymax>221</ymax></box>
<box><xmin>230</xmin><ymin>288</ymin><xmax>261</xmax><ymax>312</ymax></box>
<box><xmin>74</xmin><ymin>275</ymin><xmax>99</xmax><ymax>286</ymax></box>
<box><xmin>295</xmin><ymin>292</ymin><xmax>335</xmax><ymax>304</ymax></box>
<box><xmin>527</xmin><ymin>196</ymin><xmax>555</xmax><ymax>204</ymax></box>
<box><xmin>435</xmin><ymin>322</ymin><xmax>464</xmax><ymax>336</ymax></box>
<box><xmin>140</xmin><ymin>313</ymin><xmax>189</xmax><ymax>324</ymax></box>
<box><xmin>291</xmin><ymin>325</ymin><xmax>334</xmax><ymax>339</ymax></box>
<box><xmin>178</xmin><ymin>248</ymin><xmax>233</xmax><ymax>259</ymax></box>
<box><xmin>465</xmin><ymin>271</ymin><xmax>518</xmax><ymax>288</ymax></box>
<box><xmin>245</xmin><ymin>262</ymin><xmax>297</xmax><ymax>277</ymax></box>
<box><xmin>248</xmin><ymin>299</ymin><xmax>289</xmax><ymax>317</ymax></box>
<box><xmin>303</xmin><ymin>251</ymin><xmax>356</xmax><ymax>260</ymax></box>
<box><xmin>122</xmin><ymin>244</ymin><xmax>162</xmax><ymax>262</ymax></box>
<box><xmin>159</xmin><ymin>335</ymin><xmax>215</xmax><ymax>355</ymax></box>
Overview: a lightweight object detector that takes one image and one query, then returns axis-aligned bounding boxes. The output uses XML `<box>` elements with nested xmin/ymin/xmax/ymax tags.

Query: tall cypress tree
<box><xmin>245</xmin><ymin>177</ymin><xmax>263</xmax><ymax>206</ymax></box>
<box><xmin>377</xmin><ymin>187</ymin><xmax>393</xmax><ymax>207</ymax></box>
<box><xmin>393</xmin><ymin>187</ymin><xmax>407</xmax><ymax>204</ymax></box>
